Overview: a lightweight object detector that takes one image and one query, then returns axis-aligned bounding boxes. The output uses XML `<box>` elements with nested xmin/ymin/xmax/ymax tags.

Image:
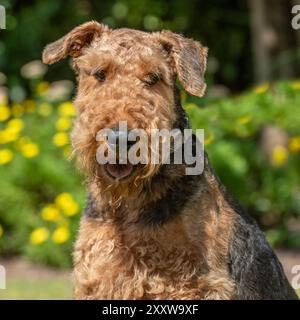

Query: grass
<box><xmin>0</xmin><ymin>279</ymin><xmax>72</xmax><ymax>300</ymax></box>
<box><xmin>0</xmin><ymin>283</ymin><xmax>299</xmax><ymax>300</ymax></box>
<box><xmin>0</xmin><ymin>277</ymin><xmax>298</xmax><ymax>300</ymax></box>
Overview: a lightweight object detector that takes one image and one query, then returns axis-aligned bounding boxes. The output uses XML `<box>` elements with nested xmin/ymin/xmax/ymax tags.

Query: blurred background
<box><xmin>0</xmin><ymin>0</ymin><xmax>300</xmax><ymax>299</ymax></box>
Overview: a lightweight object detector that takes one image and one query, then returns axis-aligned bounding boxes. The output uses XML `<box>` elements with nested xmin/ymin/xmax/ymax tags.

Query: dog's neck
<box><xmin>173</xmin><ymin>85</ymin><xmax>191</xmax><ymax>132</ymax></box>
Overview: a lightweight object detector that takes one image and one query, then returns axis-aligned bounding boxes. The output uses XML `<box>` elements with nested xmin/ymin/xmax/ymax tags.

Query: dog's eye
<box><xmin>94</xmin><ymin>69</ymin><xmax>106</xmax><ymax>82</ymax></box>
<box><xmin>144</xmin><ymin>73</ymin><xmax>160</xmax><ymax>86</ymax></box>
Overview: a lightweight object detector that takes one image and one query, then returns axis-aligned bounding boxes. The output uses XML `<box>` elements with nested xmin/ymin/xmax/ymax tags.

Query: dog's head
<box><xmin>43</xmin><ymin>21</ymin><xmax>207</xmax><ymax>198</ymax></box>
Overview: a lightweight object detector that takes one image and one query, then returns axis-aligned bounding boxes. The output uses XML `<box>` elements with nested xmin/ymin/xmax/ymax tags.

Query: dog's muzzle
<box><xmin>104</xmin><ymin>128</ymin><xmax>136</xmax><ymax>180</ymax></box>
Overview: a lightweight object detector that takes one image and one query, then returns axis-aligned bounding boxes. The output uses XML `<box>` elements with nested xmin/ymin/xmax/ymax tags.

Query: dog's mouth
<box><xmin>104</xmin><ymin>163</ymin><xmax>134</xmax><ymax>180</ymax></box>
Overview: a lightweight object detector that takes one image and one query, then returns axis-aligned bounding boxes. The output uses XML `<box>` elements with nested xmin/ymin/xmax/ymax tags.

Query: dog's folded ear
<box><xmin>42</xmin><ymin>21</ymin><xmax>108</xmax><ymax>65</ymax></box>
<box><xmin>157</xmin><ymin>31</ymin><xmax>208</xmax><ymax>97</ymax></box>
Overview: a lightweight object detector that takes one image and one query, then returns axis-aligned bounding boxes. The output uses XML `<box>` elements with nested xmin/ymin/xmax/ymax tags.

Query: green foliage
<box><xmin>0</xmin><ymin>0</ymin><xmax>250</xmax><ymax>91</ymax></box>
<box><xmin>0</xmin><ymin>83</ymin><xmax>85</xmax><ymax>268</ymax></box>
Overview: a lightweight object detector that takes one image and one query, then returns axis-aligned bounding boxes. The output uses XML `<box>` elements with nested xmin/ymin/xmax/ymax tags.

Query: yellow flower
<box><xmin>24</xmin><ymin>100</ymin><xmax>36</xmax><ymax>113</ymax></box>
<box><xmin>37</xmin><ymin>103</ymin><xmax>53</xmax><ymax>117</ymax></box>
<box><xmin>7</xmin><ymin>118</ymin><xmax>24</xmax><ymax>133</ymax></box>
<box><xmin>235</xmin><ymin>127</ymin><xmax>252</xmax><ymax>138</ymax></box>
<box><xmin>15</xmin><ymin>136</ymin><xmax>31</xmax><ymax>150</ymax></box>
<box><xmin>30</xmin><ymin>227</ymin><xmax>49</xmax><ymax>245</ymax></box>
<box><xmin>271</xmin><ymin>146</ymin><xmax>288</xmax><ymax>167</ymax></box>
<box><xmin>290</xmin><ymin>80</ymin><xmax>300</xmax><ymax>90</ymax></box>
<box><xmin>289</xmin><ymin>136</ymin><xmax>300</xmax><ymax>153</ymax></box>
<box><xmin>11</xmin><ymin>103</ymin><xmax>24</xmax><ymax>117</ymax></box>
<box><xmin>5</xmin><ymin>127</ymin><xmax>20</xmax><ymax>142</ymax></box>
<box><xmin>41</xmin><ymin>205</ymin><xmax>61</xmax><ymax>222</ymax></box>
<box><xmin>0</xmin><ymin>128</ymin><xmax>20</xmax><ymax>144</ymax></box>
<box><xmin>0</xmin><ymin>149</ymin><xmax>13</xmax><ymax>165</ymax></box>
<box><xmin>53</xmin><ymin>132</ymin><xmax>69</xmax><ymax>147</ymax></box>
<box><xmin>36</xmin><ymin>81</ymin><xmax>50</xmax><ymax>95</ymax></box>
<box><xmin>254</xmin><ymin>83</ymin><xmax>269</xmax><ymax>94</ymax></box>
<box><xmin>52</xmin><ymin>227</ymin><xmax>70</xmax><ymax>244</ymax></box>
<box><xmin>55</xmin><ymin>192</ymin><xmax>79</xmax><ymax>216</ymax></box>
<box><xmin>0</xmin><ymin>105</ymin><xmax>10</xmax><ymax>121</ymax></box>
<box><xmin>56</xmin><ymin>117</ymin><xmax>72</xmax><ymax>131</ymax></box>
<box><xmin>204</xmin><ymin>133</ymin><xmax>214</xmax><ymax>146</ymax></box>
<box><xmin>0</xmin><ymin>131</ymin><xmax>6</xmax><ymax>144</ymax></box>
<box><xmin>184</xmin><ymin>103</ymin><xmax>198</xmax><ymax>111</ymax></box>
<box><xmin>58</xmin><ymin>102</ymin><xmax>76</xmax><ymax>117</ymax></box>
<box><xmin>20</xmin><ymin>143</ymin><xmax>39</xmax><ymax>158</ymax></box>
<box><xmin>55</xmin><ymin>192</ymin><xmax>74</xmax><ymax>206</ymax></box>
<box><xmin>63</xmin><ymin>201</ymin><xmax>79</xmax><ymax>216</ymax></box>
<box><xmin>237</xmin><ymin>115</ymin><xmax>252</xmax><ymax>125</ymax></box>
<box><xmin>0</xmin><ymin>224</ymin><xmax>3</xmax><ymax>238</ymax></box>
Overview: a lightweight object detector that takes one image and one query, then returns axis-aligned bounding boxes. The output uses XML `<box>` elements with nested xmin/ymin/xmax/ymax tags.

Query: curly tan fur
<box><xmin>42</xmin><ymin>21</ymin><xmax>235</xmax><ymax>300</ymax></box>
<box><xmin>43</xmin><ymin>21</ymin><xmax>296</xmax><ymax>300</ymax></box>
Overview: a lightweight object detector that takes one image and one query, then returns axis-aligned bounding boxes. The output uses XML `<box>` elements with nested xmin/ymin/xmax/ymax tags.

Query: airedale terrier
<box><xmin>43</xmin><ymin>21</ymin><xmax>298</xmax><ymax>300</ymax></box>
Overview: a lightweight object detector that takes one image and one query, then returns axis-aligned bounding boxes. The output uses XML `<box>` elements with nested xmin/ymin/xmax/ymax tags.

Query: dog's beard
<box><xmin>91</xmin><ymin>162</ymin><xmax>160</xmax><ymax>206</ymax></box>
<box><xmin>72</xmin><ymin>128</ymin><xmax>166</xmax><ymax>202</ymax></box>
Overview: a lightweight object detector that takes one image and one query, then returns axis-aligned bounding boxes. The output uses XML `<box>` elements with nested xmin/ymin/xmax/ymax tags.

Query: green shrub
<box><xmin>0</xmin><ymin>85</ymin><xmax>85</xmax><ymax>268</ymax></box>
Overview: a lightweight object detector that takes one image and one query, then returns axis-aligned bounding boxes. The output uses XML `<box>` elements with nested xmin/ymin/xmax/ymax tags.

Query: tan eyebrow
<box><xmin>75</xmin><ymin>49</ymin><xmax>118</xmax><ymax>75</ymax></box>
<box><xmin>135</xmin><ymin>55</ymin><xmax>165</xmax><ymax>78</ymax></box>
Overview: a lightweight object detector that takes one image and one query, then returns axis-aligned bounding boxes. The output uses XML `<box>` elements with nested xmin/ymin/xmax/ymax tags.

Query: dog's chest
<box><xmin>73</xmin><ymin>218</ymin><xmax>235</xmax><ymax>299</ymax></box>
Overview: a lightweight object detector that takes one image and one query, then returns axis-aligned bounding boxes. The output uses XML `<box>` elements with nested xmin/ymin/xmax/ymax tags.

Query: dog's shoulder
<box><xmin>226</xmin><ymin>193</ymin><xmax>298</xmax><ymax>300</ymax></box>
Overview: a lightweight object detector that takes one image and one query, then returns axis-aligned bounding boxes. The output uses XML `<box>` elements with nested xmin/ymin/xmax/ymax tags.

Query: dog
<box><xmin>42</xmin><ymin>21</ymin><xmax>298</xmax><ymax>300</ymax></box>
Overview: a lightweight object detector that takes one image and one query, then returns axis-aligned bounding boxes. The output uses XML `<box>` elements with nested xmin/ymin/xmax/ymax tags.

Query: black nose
<box><xmin>107</xmin><ymin>129</ymin><xmax>136</xmax><ymax>150</ymax></box>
